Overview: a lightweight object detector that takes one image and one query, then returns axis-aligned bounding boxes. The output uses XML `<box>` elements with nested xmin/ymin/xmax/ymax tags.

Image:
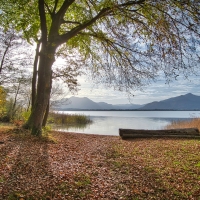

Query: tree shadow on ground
<box><xmin>0</xmin><ymin>132</ymin><xmax>54</xmax><ymax>199</ymax></box>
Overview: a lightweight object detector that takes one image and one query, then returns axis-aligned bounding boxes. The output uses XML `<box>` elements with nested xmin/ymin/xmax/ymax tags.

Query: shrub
<box><xmin>0</xmin><ymin>86</ymin><xmax>7</xmax><ymax>118</ymax></box>
<box><xmin>21</xmin><ymin>109</ymin><xmax>31</xmax><ymax>122</ymax></box>
<box><xmin>48</xmin><ymin>113</ymin><xmax>92</xmax><ymax>126</ymax></box>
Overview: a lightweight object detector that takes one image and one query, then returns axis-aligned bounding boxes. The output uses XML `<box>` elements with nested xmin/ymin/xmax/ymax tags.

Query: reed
<box><xmin>165</xmin><ymin>118</ymin><xmax>200</xmax><ymax>130</ymax></box>
<box><xmin>48</xmin><ymin>112</ymin><xmax>92</xmax><ymax>126</ymax></box>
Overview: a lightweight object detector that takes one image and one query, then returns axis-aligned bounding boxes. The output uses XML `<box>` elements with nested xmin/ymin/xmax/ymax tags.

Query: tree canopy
<box><xmin>2</xmin><ymin>0</ymin><xmax>199</xmax><ymax>90</ymax></box>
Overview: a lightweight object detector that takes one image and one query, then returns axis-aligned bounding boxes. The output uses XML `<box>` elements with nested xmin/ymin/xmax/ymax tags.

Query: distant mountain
<box><xmin>54</xmin><ymin>96</ymin><xmax>142</xmax><ymax>110</ymax></box>
<box><xmin>55</xmin><ymin>96</ymin><xmax>102</xmax><ymax>110</ymax></box>
<box><xmin>53</xmin><ymin>93</ymin><xmax>200</xmax><ymax>111</ymax></box>
<box><xmin>114</xmin><ymin>104</ymin><xmax>142</xmax><ymax>109</ymax></box>
<box><xmin>98</xmin><ymin>102</ymin><xmax>114</xmax><ymax>109</ymax></box>
<box><xmin>140</xmin><ymin>93</ymin><xmax>200</xmax><ymax>110</ymax></box>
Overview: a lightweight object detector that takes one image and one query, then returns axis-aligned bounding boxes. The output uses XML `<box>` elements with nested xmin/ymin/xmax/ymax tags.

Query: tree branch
<box><xmin>61</xmin><ymin>20</ymin><xmax>81</xmax><ymax>25</ymax></box>
<box><xmin>0</xmin><ymin>33</ymin><xmax>14</xmax><ymax>74</ymax></box>
<box><xmin>44</xmin><ymin>1</ymin><xmax>52</xmax><ymax>17</ymax></box>
<box><xmin>58</xmin><ymin>7</ymin><xmax>111</xmax><ymax>44</ymax></box>
<box><xmin>119</xmin><ymin>0</ymin><xmax>145</xmax><ymax>7</ymax></box>
<box><xmin>56</xmin><ymin>0</ymin><xmax>75</xmax><ymax>19</ymax></box>
<box><xmin>150</xmin><ymin>3</ymin><xmax>200</xmax><ymax>37</ymax></box>
<box><xmin>57</xmin><ymin>0</ymin><xmax>146</xmax><ymax>45</ymax></box>
<box><xmin>38</xmin><ymin>0</ymin><xmax>48</xmax><ymax>44</ymax></box>
<box><xmin>52</xmin><ymin>0</ymin><xmax>59</xmax><ymax>14</ymax></box>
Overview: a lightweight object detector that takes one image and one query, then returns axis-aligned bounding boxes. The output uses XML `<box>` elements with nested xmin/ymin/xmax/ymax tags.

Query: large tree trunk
<box><xmin>24</xmin><ymin>45</ymin><xmax>56</xmax><ymax>135</ymax></box>
<box><xmin>42</xmin><ymin>69</ymin><xmax>52</xmax><ymax>127</ymax></box>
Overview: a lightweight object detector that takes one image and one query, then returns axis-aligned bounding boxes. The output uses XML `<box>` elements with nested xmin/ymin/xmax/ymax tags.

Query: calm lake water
<box><xmin>54</xmin><ymin>111</ymin><xmax>200</xmax><ymax>136</ymax></box>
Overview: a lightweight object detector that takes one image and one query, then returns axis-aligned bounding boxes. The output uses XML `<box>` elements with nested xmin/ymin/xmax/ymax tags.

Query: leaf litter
<box><xmin>0</xmin><ymin>128</ymin><xmax>199</xmax><ymax>199</ymax></box>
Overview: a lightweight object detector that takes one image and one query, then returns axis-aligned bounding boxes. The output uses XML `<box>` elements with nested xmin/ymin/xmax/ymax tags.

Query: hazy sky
<box><xmin>54</xmin><ymin>51</ymin><xmax>200</xmax><ymax>105</ymax></box>
<box><xmin>71</xmin><ymin>73</ymin><xmax>200</xmax><ymax>105</ymax></box>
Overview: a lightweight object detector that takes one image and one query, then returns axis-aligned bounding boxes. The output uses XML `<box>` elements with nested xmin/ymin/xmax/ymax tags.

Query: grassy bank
<box><xmin>165</xmin><ymin>118</ymin><xmax>200</xmax><ymax>130</ymax></box>
<box><xmin>0</xmin><ymin>125</ymin><xmax>199</xmax><ymax>199</ymax></box>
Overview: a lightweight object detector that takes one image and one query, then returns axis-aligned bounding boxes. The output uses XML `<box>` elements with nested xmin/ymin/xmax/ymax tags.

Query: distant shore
<box><xmin>56</xmin><ymin>109</ymin><xmax>200</xmax><ymax>111</ymax></box>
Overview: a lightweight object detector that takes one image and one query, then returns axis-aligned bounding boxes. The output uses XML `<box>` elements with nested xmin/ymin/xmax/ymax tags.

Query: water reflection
<box><xmin>53</xmin><ymin>116</ymin><xmax>190</xmax><ymax>136</ymax></box>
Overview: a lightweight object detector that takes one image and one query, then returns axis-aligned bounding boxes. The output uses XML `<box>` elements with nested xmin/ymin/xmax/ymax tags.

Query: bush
<box><xmin>21</xmin><ymin>109</ymin><xmax>31</xmax><ymax>122</ymax></box>
<box><xmin>0</xmin><ymin>86</ymin><xmax>7</xmax><ymax>118</ymax></box>
<box><xmin>0</xmin><ymin>100</ymin><xmax>31</xmax><ymax>124</ymax></box>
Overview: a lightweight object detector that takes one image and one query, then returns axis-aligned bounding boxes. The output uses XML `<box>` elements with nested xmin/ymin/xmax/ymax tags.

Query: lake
<box><xmin>54</xmin><ymin>111</ymin><xmax>200</xmax><ymax>136</ymax></box>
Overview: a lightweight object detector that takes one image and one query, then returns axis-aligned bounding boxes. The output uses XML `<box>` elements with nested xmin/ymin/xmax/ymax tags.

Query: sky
<box><xmin>52</xmin><ymin>37</ymin><xmax>200</xmax><ymax>105</ymax></box>
<box><xmin>70</xmin><ymin>73</ymin><xmax>200</xmax><ymax>105</ymax></box>
<box><xmin>54</xmin><ymin>52</ymin><xmax>200</xmax><ymax>105</ymax></box>
<box><xmin>53</xmin><ymin>40</ymin><xmax>200</xmax><ymax>106</ymax></box>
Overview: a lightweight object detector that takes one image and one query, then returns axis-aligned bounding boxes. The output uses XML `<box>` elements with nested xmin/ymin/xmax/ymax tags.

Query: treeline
<box><xmin>0</xmin><ymin>28</ymin><xmax>73</xmax><ymax>125</ymax></box>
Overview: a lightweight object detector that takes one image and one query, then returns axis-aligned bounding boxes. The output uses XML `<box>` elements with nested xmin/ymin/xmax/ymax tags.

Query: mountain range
<box><xmin>140</xmin><ymin>93</ymin><xmax>200</xmax><ymax>110</ymax></box>
<box><xmin>53</xmin><ymin>93</ymin><xmax>200</xmax><ymax>111</ymax></box>
<box><xmin>54</xmin><ymin>96</ymin><xmax>142</xmax><ymax>110</ymax></box>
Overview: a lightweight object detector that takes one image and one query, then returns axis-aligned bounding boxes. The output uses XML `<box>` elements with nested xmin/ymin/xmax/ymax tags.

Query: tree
<box><xmin>1</xmin><ymin>0</ymin><xmax>200</xmax><ymax>135</ymax></box>
<box><xmin>0</xmin><ymin>25</ymin><xmax>81</xmax><ymax>125</ymax></box>
<box><xmin>5</xmin><ymin>74</ymin><xmax>32</xmax><ymax>121</ymax></box>
<box><xmin>0</xmin><ymin>27</ymin><xmax>35</xmax><ymax>120</ymax></box>
<box><xmin>0</xmin><ymin>27</ymin><xmax>33</xmax><ymax>85</ymax></box>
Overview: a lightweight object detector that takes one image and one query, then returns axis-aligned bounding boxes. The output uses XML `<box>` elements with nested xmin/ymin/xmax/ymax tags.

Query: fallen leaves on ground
<box><xmin>0</xmin><ymin>127</ymin><xmax>200</xmax><ymax>199</ymax></box>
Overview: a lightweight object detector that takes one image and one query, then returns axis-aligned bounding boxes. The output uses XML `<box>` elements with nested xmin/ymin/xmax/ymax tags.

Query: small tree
<box><xmin>0</xmin><ymin>28</ymin><xmax>33</xmax><ymax>84</ymax></box>
<box><xmin>0</xmin><ymin>28</ymin><xmax>34</xmax><ymax>121</ymax></box>
<box><xmin>5</xmin><ymin>74</ymin><xmax>32</xmax><ymax>121</ymax></box>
